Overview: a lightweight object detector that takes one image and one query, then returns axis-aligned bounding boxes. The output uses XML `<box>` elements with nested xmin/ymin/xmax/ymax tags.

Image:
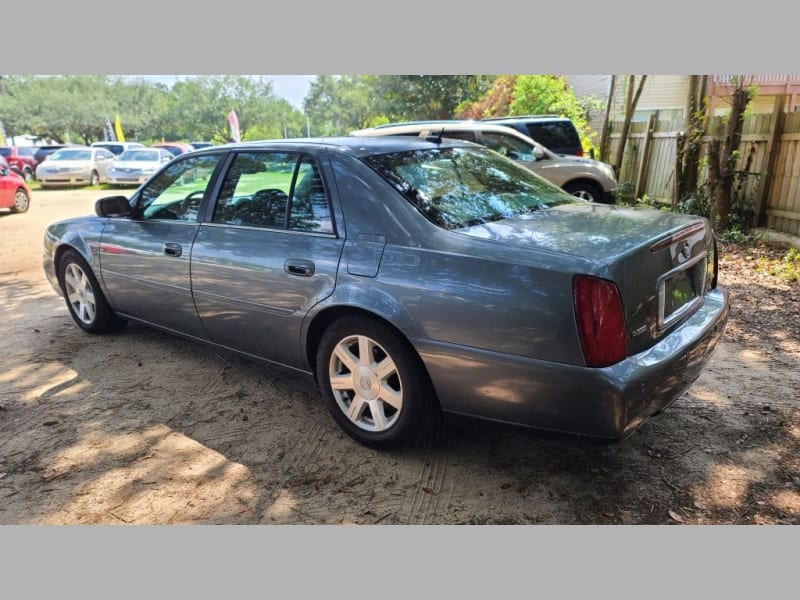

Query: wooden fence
<box><xmin>606</xmin><ymin>106</ymin><xmax>800</xmax><ymax>237</ymax></box>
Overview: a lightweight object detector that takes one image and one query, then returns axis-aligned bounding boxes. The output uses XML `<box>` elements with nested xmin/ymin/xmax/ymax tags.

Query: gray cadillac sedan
<box><xmin>43</xmin><ymin>137</ymin><xmax>729</xmax><ymax>449</ymax></box>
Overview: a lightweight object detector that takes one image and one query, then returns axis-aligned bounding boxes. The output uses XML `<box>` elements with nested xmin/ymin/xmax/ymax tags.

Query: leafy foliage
<box><xmin>0</xmin><ymin>75</ymin><xmax>304</xmax><ymax>144</ymax></box>
<box><xmin>457</xmin><ymin>75</ymin><xmax>603</xmax><ymax>154</ymax></box>
<box><xmin>371</xmin><ymin>75</ymin><xmax>493</xmax><ymax>121</ymax></box>
<box><xmin>302</xmin><ymin>76</ymin><xmax>384</xmax><ymax>136</ymax></box>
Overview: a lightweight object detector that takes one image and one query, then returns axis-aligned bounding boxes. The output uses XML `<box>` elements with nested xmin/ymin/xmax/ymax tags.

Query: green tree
<box><xmin>457</xmin><ymin>75</ymin><xmax>603</xmax><ymax>154</ymax></box>
<box><xmin>509</xmin><ymin>75</ymin><xmax>603</xmax><ymax>154</ymax></box>
<box><xmin>0</xmin><ymin>75</ymin><xmax>115</xmax><ymax>143</ymax></box>
<box><xmin>372</xmin><ymin>75</ymin><xmax>492</xmax><ymax>121</ymax></box>
<box><xmin>303</xmin><ymin>75</ymin><xmax>383</xmax><ymax>135</ymax></box>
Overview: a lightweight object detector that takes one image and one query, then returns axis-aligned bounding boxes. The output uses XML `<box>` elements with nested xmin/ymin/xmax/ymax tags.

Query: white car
<box><xmin>36</xmin><ymin>147</ymin><xmax>116</xmax><ymax>188</ymax></box>
<box><xmin>351</xmin><ymin>121</ymin><xmax>618</xmax><ymax>203</ymax></box>
<box><xmin>91</xmin><ymin>141</ymin><xmax>146</xmax><ymax>157</ymax></box>
<box><xmin>107</xmin><ymin>148</ymin><xmax>175</xmax><ymax>186</ymax></box>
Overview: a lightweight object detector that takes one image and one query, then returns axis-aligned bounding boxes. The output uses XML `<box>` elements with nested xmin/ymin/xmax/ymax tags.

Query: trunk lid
<box><xmin>458</xmin><ymin>203</ymin><xmax>715</xmax><ymax>356</ymax></box>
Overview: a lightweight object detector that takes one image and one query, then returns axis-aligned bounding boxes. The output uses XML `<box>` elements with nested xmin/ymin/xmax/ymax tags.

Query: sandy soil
<box><xmin>0</xmin><ymin>188</ymin><xmax>797</xmax><ymax>525</ymax></box>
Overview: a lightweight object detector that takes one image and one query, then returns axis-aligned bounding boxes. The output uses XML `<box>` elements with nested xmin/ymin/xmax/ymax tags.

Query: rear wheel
<box><xmin>58</xmin><ymin>250</ymin><xmax>126</xmax><ymax>334</ymax></box>
<box><xmin>564</xmin><ymin>181</ymin><xmax>603</xmax><ymax>203</ymax></box>
<box><xmin>316</xmin><ymin>316</ymin><xmax>437</xmax><ymax>449</ymax></box>
<box><xmin>10</xmin><ymin>188</ymin><xmax>30</xmax><ymax>213</ymax></box>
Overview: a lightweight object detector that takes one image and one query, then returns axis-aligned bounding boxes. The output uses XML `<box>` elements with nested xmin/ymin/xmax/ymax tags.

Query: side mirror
<box><xmin>533</xmin><ymin>147</ymin><xmax>546</xmax><ymax>160</ymax></box>
<box><xmin>0</xmin><ymin>166</ymin><xmax>8</xmax><ymax>177</ymax></box>
<box><xmin>95</xmin><ymin>195</ymin><xmax>131</xmax><ymax>218</ymax></box>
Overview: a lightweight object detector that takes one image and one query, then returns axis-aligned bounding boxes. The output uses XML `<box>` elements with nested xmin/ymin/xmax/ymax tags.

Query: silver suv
<box><xmin>351</xmin><ymin>121</ymin><xmax>617</xmax><ymax>203</ymax></box>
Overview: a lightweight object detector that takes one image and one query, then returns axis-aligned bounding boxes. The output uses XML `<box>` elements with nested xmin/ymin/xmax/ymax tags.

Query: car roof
<box><xmin>482</xmin><ymin>115</ymin><xmax>569</xmax><ymax>122</ymax></box>
<box><xmin>190</xmin><ymin>136</ymin><xmax>478</xmax><ymax>158</ymax></box>
<box><xmin>350</xmin><ymin>121</ymin><xmax>553</xmax><ymax>154</ymax></box>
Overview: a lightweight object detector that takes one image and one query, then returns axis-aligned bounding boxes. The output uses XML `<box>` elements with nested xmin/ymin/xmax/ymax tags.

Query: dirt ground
<box><xmin>0</xmin><ymin>188</ymin><xmax>798</xmax><ymax>525</ymax></box>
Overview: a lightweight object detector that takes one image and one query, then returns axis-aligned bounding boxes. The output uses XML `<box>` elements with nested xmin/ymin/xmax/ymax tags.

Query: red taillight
<box><xmin>575</xmin><ymin>148</ymin><xmax>584</xmax><ymax>157</ymax></box>
<box><xmin>572</xmin><ymin>275</ymin><xmax>627</xmax><ymax>367</ymax></box>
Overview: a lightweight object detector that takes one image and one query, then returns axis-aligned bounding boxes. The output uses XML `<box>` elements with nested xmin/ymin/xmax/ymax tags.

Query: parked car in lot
<box><xmin>0</xmin><ymin>157</ymin><xmax>31</xmax><ymax>213</ymax></box>
<box><xmin>36</xmin><ymin>147</ymin><xmax>116</xmax><ymax>188</ymax></box>
<box><xmin>351</xmin><ymin>120</ymin><xmax>617</xmax><ymax>203</ymax></box>
<box><xmin>152</xmin><ymin>142</ymin><xmax>195</xmax><ymax>157</ymax></box>
<box><xmin>190</xmin><ymin>141</ymin><xmax>214</xmax><ymax>150</ymax></box>
<box><xmin>482</xmin><ymin>115</ymin><xmax>585</xmax><ymax>157</ymax></box>
<box><xmin>33</xmin><ymin>144</ymin><xmax>79</xmax><ymax>169</ymax></box>
<box><xmin>91</xmin><ymin>141</ymin><xmax>146</xmax><ymax>157</ymax></box>
<box><xmin>107</xmin><ymin>147</ymin><xmax>175</xmax><ymax>186</ymax></box>
<box><xmin>0</xmin><ymin>146</ymin><xmax>37</xmax><ymax>182</ymax></box>
<box><xmin>42</xmin><ymin>137</ymin><xmax>729</xmax><ymax>449</ymax></box>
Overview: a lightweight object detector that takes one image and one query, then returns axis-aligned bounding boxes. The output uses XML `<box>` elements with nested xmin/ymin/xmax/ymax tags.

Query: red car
<box><xmin>0</xmin><ymin>146</ymin><xmax>37</xmax><ymax>182</ymax></box>
<box><xmin>0</xmin><ymin>156</ymin><xmax>31</xmax><ymax>213</ymax></box>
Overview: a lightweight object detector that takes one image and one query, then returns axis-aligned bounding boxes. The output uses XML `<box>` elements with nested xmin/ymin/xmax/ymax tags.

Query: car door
<box><xmin>190</xmin><ymin>150</ymin><xmax>344</xmax><ymax>369</ymax></box>
<box><xmin>99</xmin><ymin>153</ymin><xmax>227</xmax><ymax>339</ymax></box>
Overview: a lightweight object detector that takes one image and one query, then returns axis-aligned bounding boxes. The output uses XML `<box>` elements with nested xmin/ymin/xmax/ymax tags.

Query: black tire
<box><xmin>90</xmin><ymin>170</ymin><xmax>100</xmax><ymax>186</ymax></box>
<box><xmin>10</xmin><ymin>188</ymin><xmax>30</xmax><ymax>213</ymax></box>
<box><xmin>316</xmin><ymin>316</ymin><xmax>438</xmax><ymax>449</ymax></box>
<box><xmin>563</xmin><ymin>181</ymin><xmax>604</xmax><ymax>203</ymax></box>
<box><xmin>57</xmin><ymin>249</ymin><xmax>127</xmax><ymax>334</ymax></box>
<box><xmin>22</xmin><ymin>168</ymin><xmax>33</xmax><ymax>183</ymax></box>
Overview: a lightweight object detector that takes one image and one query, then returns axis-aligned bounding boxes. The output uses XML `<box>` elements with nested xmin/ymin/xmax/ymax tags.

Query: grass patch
<box><xmin>754</xmin><ymin>247</ymin><xmax>800</xmax><ymax>282</ymax></box>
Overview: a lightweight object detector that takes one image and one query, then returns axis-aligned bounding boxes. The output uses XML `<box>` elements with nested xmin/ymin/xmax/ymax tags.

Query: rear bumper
<box><xmin>416</xmin><ymin>287</ymin><xmax>729</xmax><ymax>439</ymax></box>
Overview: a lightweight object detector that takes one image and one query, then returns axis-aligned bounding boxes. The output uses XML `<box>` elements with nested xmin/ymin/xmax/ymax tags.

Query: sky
<box><xmin>132</xmin><ymin>75</ymin><xmax>315</xmax><ymax>109</ymax></box>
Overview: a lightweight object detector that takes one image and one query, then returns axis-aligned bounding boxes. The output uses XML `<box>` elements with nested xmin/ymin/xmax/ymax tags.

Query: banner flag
<box><xmin>228</xmin><ymin>110</ymin><xmax>241</xmax><ymax>143</ymax></box>
<box><xmin>104</xmin><ymin>117</ymin><xmax>117</xmax><ymax>142</ymax></box>
<box><xmin>114</xmin><ymin>114</ymin><xmax>125</xmax><ymax>142</ymax></box>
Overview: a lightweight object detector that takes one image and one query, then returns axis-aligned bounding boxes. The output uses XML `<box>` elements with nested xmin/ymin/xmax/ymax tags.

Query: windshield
<box><xmin>50</xmin><ymin>149</ymin><xmax>92</xmax><ymax>161</ymax></box>
<box><xmin>119</xmin><ymin>150</ymin><xmax>161</xmax><ymax>162</ymax></box>
<box><xmin>363</xmin><ymin>146</ymin><xmax>576</xmax><ymax>230</ymax></box>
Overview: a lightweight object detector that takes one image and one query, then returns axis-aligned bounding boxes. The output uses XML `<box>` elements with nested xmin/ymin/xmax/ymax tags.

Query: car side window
<box><xmin>137</xmin><ymin>154</ymin><xmax>223</xmax><ymax>222</ymax></box>
<box><xmin>213</xmin><ymin>152</ymin><xmax>334</xmax><ymax>234</ymax></box>
<box><xmin>213</xmin><ymin>152</ymin><xmax>295</xmax><ymax>228</ymax></box>
<box><xmin>481</xmin><ymin>132</ymin><xmax>536</xmax><ymax>161</ymax></box>
<box><xmin>439</xmin><ymin>130</ymin><xmax>476</xmax><ymax>143</ymax></box>
<box><xmin>289</xmin><ymin>158</ymin><xmax>333</xmax><ymax>234</ymax></box>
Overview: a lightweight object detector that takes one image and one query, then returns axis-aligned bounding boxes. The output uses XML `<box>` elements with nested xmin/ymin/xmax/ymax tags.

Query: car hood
<box><xmin>456</xmin><ymin>203</ymin><xmax>702</xmax><ymax>260</ymax></box>
<box><xmin>39</xmin><ymin>160</ymin><xmax>92</xmax><ymax>169</ymax></box>
<box><xmin>111</xmin><ymin>160</ymin><xmax>159</xmax><ymax>169</ymax></box>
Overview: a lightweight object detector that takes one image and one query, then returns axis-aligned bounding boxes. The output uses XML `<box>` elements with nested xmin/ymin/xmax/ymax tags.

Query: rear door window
<box><xmin>525</xmin><ymin>122</ymin><xmax>579</xmax><ymax>150</ymax></box>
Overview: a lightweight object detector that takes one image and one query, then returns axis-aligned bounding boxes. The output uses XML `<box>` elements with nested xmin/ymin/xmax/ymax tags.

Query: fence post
<box><xmin>635</xmin><ymin>114</ymin><xmax>656</xmax><ymax>200</ymax></box>
<box><xmin>754</xmin><ymin>95</ymin><xmax>786</xmax><ymax>228</ymax></box>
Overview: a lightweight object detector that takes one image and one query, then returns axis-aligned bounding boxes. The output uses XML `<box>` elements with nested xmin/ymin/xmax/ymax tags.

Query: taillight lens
<box><xmin>573</xmin><ymin>275</ymin><xmax>627</xmax><ymax>367</ymax></box>
<box><xmin>576</xmin><ymin>148</ymin><xmax>584</xmax><ymax>157</ymax></box>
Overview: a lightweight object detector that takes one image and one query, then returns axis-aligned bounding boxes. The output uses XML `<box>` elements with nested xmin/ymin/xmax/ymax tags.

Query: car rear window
<box><xmin>524</xmin><ymin>122</ymin><xmax>579</xmax><ymax>150</ymax></box>
<box><xmin>363</xmin><ymin>146</ymin><xmax>574</xmax><ymax>230</ymax></box>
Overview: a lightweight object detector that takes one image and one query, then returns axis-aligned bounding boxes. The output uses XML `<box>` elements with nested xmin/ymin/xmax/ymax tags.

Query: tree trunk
<box><xmin>599</xmin><ymin>75</ymin><xmax>616</xmax><ymax>163</ymax></box>
<box><xmin>710</xmin><ymin>85</ymin><xmax>751</xmax><ymax>230</ymax></box>
<box><xmin>675</xmin><ymin>75</ymin><xmax>709</xmax><ymax>206</ymax></box>
<box><xmin>612</xmin><ymin>75</ymin><xmax>647</xmax><ymax>176</ymax></box>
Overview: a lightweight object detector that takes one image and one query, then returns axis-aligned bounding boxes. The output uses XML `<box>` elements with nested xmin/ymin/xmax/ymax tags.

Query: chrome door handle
<box><xmin>163</xmin><ymin>242</ymin><xmax>182</xmax><ymax>257</ymax></box>
<box><xmin>284</xmin><ymin>259</ymin><xmax>315</xmax><ymax>277</ymax></box>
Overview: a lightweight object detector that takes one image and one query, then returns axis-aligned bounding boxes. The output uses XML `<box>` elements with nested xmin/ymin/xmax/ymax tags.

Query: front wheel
<box><xmin>58</xmin><ymin>250</ymin><xmax>126</xmax><ymax>334</ymax></box>
<box><xmin>10</xmin><ymin>188</ymin><xmax>30</xmax><ymax>213</ymax></box>
<box><xmin>90</xmin><ymin>170</ymin><xmax>100</xmax><ymax>186</ymax></box>
<box><xmin>316</xmin><ymin>316</ymin><xmax>437</xmax><ymax>449</ymax></box>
